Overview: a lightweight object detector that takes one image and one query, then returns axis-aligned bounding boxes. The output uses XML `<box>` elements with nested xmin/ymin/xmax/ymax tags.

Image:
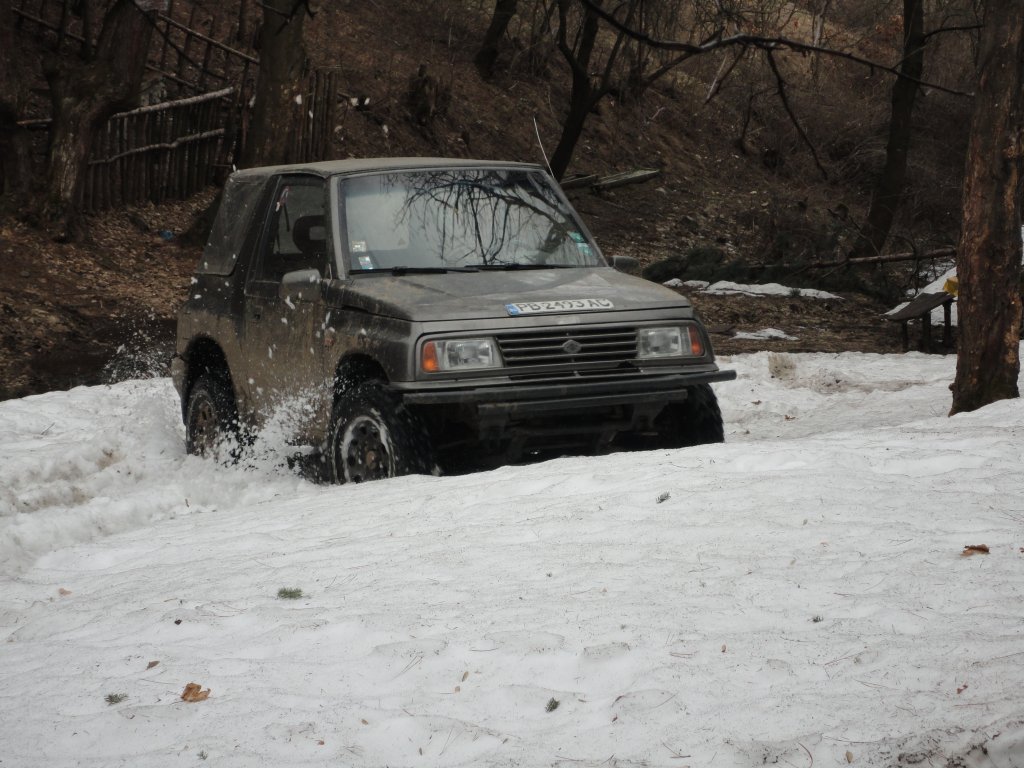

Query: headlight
<box><xmin>421</xmin><ymin>338</ymin><xmax>501</xmax><ymax>372</ymax></box>
<box><xmin>637</xmin><ymin>326</ymin><xmax>704</xmax><ymax>359</ymax></box>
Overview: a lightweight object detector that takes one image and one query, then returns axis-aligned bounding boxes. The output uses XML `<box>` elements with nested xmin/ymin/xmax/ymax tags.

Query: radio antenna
<box><xmin>533</xmin><ymin>115</ymin><xmax>556</xmax><ymax>179</ymax></box>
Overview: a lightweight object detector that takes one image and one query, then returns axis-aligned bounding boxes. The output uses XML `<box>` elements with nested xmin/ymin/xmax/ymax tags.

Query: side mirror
<box><xmin>279</xmin><ymin>268</ymin><xmax>323</xmax><ymax>303</ymax></box>
<box><xmin>611</xmin><ymin>254</ymin><xmax>640</xmax><ymax>275</ymax></box>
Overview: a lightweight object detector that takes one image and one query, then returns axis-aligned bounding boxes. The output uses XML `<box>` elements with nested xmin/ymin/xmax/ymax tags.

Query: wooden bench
<box><xmin>884</xmin><ymin>291</ymin><xmax>955</xmax><ymax>352</ymax></box>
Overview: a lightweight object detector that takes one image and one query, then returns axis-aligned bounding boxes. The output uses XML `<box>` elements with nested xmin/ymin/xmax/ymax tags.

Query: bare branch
<box><xmin>921</xmin><ymin>24</ymin><xmax>982</xmax><ymax>43</ymax></box>
<box><xmin>575</xmin><ymin>0</ymin><xmax>973</xmax><ymax>98</ymax></box>
<box><xmin>764</xmin><ymin>50</ymin><xmax>828</xmax><ymax>180</ymax></box>
<box><xmin>705</xmin><ymin>47</ymin><xmax>745</xmax><ymax>104</ymax></box>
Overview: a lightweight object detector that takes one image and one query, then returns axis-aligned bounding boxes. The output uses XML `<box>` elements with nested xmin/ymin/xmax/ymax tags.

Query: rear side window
<box><xmin>254</xmin><ymin>179</ymin><xmax>327</xmax><ymax>282</ymax></box>
<box><xmin>198</xmin><ymin>175</ymin><xmax>268</xmax><ymax>275</ymax></box>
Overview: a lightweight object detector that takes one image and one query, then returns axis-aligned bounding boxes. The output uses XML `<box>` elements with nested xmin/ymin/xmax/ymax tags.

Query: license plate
<box><xmin>506</xmin><ymin>298</ymin><xmax>614</xmax><ymax>316</ymax></box>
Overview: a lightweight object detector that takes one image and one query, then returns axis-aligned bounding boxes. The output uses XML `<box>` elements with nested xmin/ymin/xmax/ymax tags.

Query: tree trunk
<box><xmin>0</xmin><ymin>0</ymin><xmax>36</xmax><ymax>200</ymax></box>
<box><xmin>548</xmin><ymin>79</ymin><xmax>593</xmax><ymax>180</ymax></box>
<box><xmin>43</xmin><ymin>0</ymin><xmax>161</xmax><ymax>239</ymax></box>
<box><xmin>850</xmin><ymin>0</ymin><xmax>924</xmax><ymax>258</ymax></box>
<box><xmin>549</xmin><ymin>0</ymin><xmax>601</xmax><ymax>180</ymax></box>
<box><xmin>474</xmin><ymin>0</ymin><xmax>518</xmax><ymax>79</ymax></box>
<box><xmin>241</xmin><ymin>0</ymin><xmax>309</xmax><ymax>168</ymax></box>
<box><xmin>949</xmin><ymin>1</ymin><xmax>1024</xmax><ymax>415</ymax></box>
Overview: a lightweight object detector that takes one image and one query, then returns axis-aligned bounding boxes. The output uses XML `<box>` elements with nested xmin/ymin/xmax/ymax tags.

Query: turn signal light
<box><xmin>690</xmin><ymin>330</ymin><xmax>705</xmax><ymax>357</ymax></box>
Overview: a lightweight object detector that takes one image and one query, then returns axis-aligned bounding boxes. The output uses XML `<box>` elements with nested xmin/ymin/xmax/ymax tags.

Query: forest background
<box><xmin>0</xmin><ymin>0</ymin><xmax>1019</xmax><ymax>413</ymax></box>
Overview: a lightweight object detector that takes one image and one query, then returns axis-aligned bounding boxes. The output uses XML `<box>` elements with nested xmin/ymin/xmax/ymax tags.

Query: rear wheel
<box><xmin>185</xmin><ymin>373</ymin><xmax>242</xmax><ymax>462</ymax></box>
<box><xmin>327</xmin><ymin>382</ymin><xmax>436</xmax><ymax>483</ymax></box>
<box><xmin>653</xmin><ymin>383</ymin><xmax>724</xmax><ymax>447</ymax></box>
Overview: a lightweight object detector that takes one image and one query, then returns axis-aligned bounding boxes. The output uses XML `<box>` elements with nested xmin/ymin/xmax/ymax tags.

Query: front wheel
<box><xmin>185</xmin><ymin>373</ymin><xmax>242</xmax><ymax>462</ymax></box>
<box><xmin>653</xmin><ymin>383</ymin><xmax>725</xmax><ymax>448</ymax></box>
<box><xmin>326</xmin><ymin>382</ymin><xmax>436</xmax><ymax>483</ymax></box>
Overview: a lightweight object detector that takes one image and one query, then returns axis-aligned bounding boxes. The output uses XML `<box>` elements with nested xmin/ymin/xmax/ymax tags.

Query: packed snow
<box><xmin>2</xmin><ymin>349</ymin><xmax>1024</xmax><ymax>767</ymax></box>
<box><xmin>702</xmin><ymin>281</ymin><xmax>842</xmax><ymax>300</ymax></box>
<box><xmin>732</xmin><ymin>328</ymin><xmax>797</xmax><ymax>341</ymax></box>
<box><xmin>661</xmin><ymin>279</ymin><xmax>840</xmax><ymax>300</ymax></box>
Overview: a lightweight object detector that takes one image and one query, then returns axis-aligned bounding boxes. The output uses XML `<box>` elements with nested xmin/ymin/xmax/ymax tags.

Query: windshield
<box><xmin>338</xmin><ymin>168</ymin><xmax>604</xmax><ymax>272</ymax></box>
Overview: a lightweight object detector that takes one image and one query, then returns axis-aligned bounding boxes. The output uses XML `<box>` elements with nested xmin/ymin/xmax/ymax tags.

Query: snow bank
<box><xmin>704</xmin><ymin>281</ymin><xmax>842</xmax><ymax>299</ymax></box>
<box><xmin>733</xmin><ymin>328</ymin><xmax>796</xmax><ymax>341</ymax></box>
<box><xmin>1</xmin><ymin>351</ymin><xmax>1023</xmax><ymax>768</ymax></box>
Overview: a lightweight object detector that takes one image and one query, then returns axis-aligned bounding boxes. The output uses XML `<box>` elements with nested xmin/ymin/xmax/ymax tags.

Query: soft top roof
<box><xmin>231</xmin><ymin>157</ymin><xmax>545</xmax><ymax>180</ymax></box>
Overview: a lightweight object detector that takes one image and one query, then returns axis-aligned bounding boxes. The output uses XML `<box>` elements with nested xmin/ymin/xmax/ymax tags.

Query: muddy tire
<box><xmin>654</xmin><ymin>383</ymin><xmax>725</xmax><ymax>447</ymax></box>
<box><xmin>327</xmin><ymin>382</ymin><xmax>436</xmax><ymax>483</ymax></box>
<box><xmin>185</xmin><ymin>373</ymin><xmax>242</xmax><ymax>462</ymax></box>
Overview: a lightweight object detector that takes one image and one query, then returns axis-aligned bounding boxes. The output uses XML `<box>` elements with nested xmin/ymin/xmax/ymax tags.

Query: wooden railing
<box><xmin>12</xmin><ymin>0</ymin><xmax>340</xmax><ymax>211</ymax></box>
<box><xmin>80</xmin><ymin>87</ymin><xmax>232</xmax><ymax>211</ymax></box>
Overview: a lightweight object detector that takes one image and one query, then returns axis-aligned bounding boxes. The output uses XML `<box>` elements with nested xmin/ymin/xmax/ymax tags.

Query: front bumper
<box><xmin>396</xmin><ymin>368</ymin><xmax>735</xmax><ymax>411</ymax></box>
<box><xmin>394</xmin><ymin>367</ymin><xmax>737</xmax><ymax>445</ymax></box>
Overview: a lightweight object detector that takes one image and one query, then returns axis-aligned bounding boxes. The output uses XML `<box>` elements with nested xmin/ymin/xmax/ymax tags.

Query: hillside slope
<box><xmin>0</xmin><ymin>0</ymin><xmax>970</xmax><ymax>398</ymax></box>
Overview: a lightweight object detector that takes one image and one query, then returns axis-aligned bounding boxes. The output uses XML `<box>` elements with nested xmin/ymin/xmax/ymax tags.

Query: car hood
<box><xmin>334</xmin><ymin>268</ymin><xmax>690</xmax><ymax>321</ymax></box>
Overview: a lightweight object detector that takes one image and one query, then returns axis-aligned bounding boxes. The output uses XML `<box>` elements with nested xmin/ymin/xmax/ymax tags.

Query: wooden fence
<box><xmin>291</xmin><ymin>68</ymin><xmax>340</xmax><ymax>164</ymax></box>
<box><xmin>79</xmin><ymin>86</ymin><xmax>231</xmax><ymax>211</ymax></box>
<box><xmin>12</xmin><ymin>0</ymin><xmax>341</xmax><ymax>211</ymax></box>
<box><xmin>12</xmin><ymin>0</ymin><xmax>258</xmax><ymax>103</ymax></box>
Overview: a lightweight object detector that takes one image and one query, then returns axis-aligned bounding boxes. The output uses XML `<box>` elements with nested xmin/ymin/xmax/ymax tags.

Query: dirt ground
<box><xmin>0</xmin><ymin>197</ymin><xmax>208</xmax><ymax>400</ymax></box>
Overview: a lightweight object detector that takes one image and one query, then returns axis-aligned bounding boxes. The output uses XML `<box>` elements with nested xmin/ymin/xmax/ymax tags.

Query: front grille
<box><xmin>496</xmin><ymin>326</ymin><xmax>638</xmax><ymax>368</ymax></box>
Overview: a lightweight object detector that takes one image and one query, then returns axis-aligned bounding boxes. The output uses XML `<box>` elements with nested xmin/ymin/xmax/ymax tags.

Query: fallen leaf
<box><xmin>317</xmin><ymin>740</ymin><xmax>324</xmax><ymax>746</ymax></box>
<box><xmin>361</xmin><ymin>719</ymin><xmax>368</xmax><ymax>725</ymax></box>
<box><xmin>961</xmin><ymin>544</ymin><xmax>990</xmax><ymax>557</ymax></box>
<box><xmin>846</xmin><ymin>750</ymin><xmax>854</xmax><ymax>763</ymax></box>
<box><xmin>957</xmin><ymin>683</ymin><xmax>968</xmax><ymax>694</ymax></box>
<box><xmin>721</xmin><ymin>644</ymin><xmax>727</xmax><ymax>653</ymax></box>
<box><xmin>784</xmin><ymin>414</ymin><xmax>795</xmax><ymax>421</ymax></box>
<box><xmin>146</xmin><ymin>660</ymin><xmax>159</xmax><ymax>670</ymax></box>
<box><xmin>461</xmin><ymin>671</ymin><xmax>469</xmax><ymax>682</ymax></box>
<box><xmin>454</xmin><ymin>685</ymin><xmax>461</xmax><ymax>693</ymax></box>
<box><xmin>656</xmin><ymin>491</ymin><xmax>670</xmax><ymax>503</ymax></box>
<box><xmin>181</xmin><ymin>682</ymin><xmax>210</xmax><ymax>702</ymax></box>
<box><xmin>58</xmin><ymin>588</ymin><xmax>72</xmax><ymax>596</ymax></box>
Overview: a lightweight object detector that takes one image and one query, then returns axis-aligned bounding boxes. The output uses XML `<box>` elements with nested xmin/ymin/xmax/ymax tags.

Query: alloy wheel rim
<box><xmin>340</xmin><ymin>416</ymin><xmax>392</xmax><ymax>483</ymax></box>
<box><xmin>191</xmin><ymin>397</ymin><xmax>219</xmax><ymax>457</ymax></box>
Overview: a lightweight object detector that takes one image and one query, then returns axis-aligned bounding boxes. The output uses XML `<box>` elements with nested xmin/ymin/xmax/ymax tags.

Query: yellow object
<box><xmin>943</xmin><ymin>276</ymin><xmax>959</xmax><ymax>297</ymax></box>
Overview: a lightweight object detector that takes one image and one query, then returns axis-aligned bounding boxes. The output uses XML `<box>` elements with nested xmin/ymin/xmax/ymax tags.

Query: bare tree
<box><xmin>0</xmin><ymin>0</ymin><xmax>34</xmax><ymax>200</ymax></box>
<box><xmin>475</xmin><ymin>0</ymin><xmax>519</xmax><ymax>79</ymax></box>
<box><xmin>574</xmin><ymin>0</ymin><xmax>1019</xmax><ymax>412</ymax></box>
<box><xmin>850</xmin><ymin>0</ymin><xmax>925</xmax><ymax>258</ymax></box>
<box><xmin>548</xmin><ymin>0</ymin><xmax>644</xmax><ymax>179</ymax></box>
<box><xmin>42</xmin><ymin>0</ymin><xmax>162</xmax><ymax>239</ymax></box>
<box><xmin>949</xmin><ymin>0</ymin><xmax>1023</xmax><ymax>414</ymax></box>
<box><xmin>241</xmin><ymin>0</ymin><xmax>314</xmax><ymax>168</ymax></box>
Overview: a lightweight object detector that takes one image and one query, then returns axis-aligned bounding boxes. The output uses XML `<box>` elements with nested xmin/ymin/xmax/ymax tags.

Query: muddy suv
<box><xmin>172</xmin><ymin>158</ymin><xmax>735</xmax><ymax>482</ymax></box>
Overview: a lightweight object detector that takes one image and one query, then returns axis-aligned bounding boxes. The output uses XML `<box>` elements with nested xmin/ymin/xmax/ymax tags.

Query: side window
<box><xmin>256</xmin><ymin>179</ymin><xmax>327</xmax><ymax>282</ymax></box>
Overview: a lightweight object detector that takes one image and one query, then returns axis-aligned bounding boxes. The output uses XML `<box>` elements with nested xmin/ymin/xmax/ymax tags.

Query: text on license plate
<box><xmin>505</xmin><ymin>298</ymin><xmax>614</xmax><ymax>316</ymax></box>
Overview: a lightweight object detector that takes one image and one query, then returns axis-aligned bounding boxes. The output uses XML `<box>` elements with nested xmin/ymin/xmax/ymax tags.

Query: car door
<box><xmin>242</xmin><ymin>175</ymin><xmax>330</xmax><ymax>434</ymax></box>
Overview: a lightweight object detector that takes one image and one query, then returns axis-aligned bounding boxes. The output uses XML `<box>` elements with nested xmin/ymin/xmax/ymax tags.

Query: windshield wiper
<box><xmin>476</xmin><ymin>263</ymin><xmax>575</xmax><ymax>270</ymax></box>
<box><xmin>357</xmin><ymin>266</ymin><xmax>480</xmax><ymax>275</ymax></box>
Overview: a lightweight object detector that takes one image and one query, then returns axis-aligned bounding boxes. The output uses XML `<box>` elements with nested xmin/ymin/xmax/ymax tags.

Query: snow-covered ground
<box><xmin>661</xmin><ymin>278</ymin><xmax>842</xmax><ymax>300</ymax></box>
<box><xmin>2</xmin><ymin>350</ymin><xmax>1023</xmax><ymax>768</ymax></box>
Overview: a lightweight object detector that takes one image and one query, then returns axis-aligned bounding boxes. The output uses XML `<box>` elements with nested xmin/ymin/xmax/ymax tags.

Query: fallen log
<box><xmin>560</xmin><ymin>168</ymin><xmax>662</xmax><ymax>191</ymax></box>
<box><xmin>791</xmin><ymin>247</ymin><xmax>956</xmax><ymax>270</ymax></box>
<box><xmin>592</xmin><ymin>168</ymin><xmax>662</xmax><ymax>190</ymax></box>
